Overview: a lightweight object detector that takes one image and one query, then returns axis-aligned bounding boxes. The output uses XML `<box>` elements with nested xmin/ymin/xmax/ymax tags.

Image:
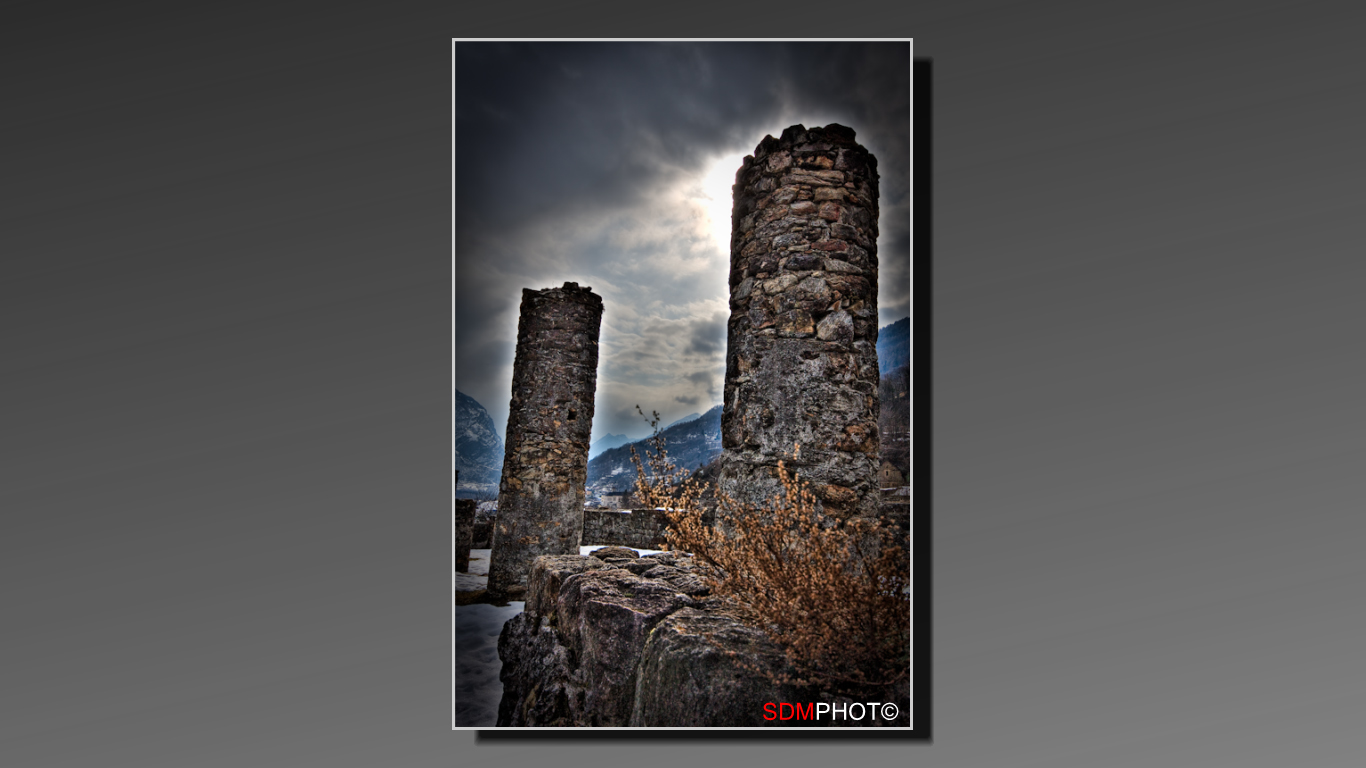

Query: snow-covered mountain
<box><xmin>456</xmin><ymin>390</ymin><xmax>504</xmax><ymax>498</ymax></box>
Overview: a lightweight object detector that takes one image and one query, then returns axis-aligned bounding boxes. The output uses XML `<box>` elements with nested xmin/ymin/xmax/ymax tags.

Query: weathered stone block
<box><xmin>498</xmin><ymin>554</ymin><xmax>713</xmax><ymax>727</ymax></box>
<box><xmin>816</xmin><ymin>309</ymin><xmax>854</xmax><ymax>344</ymax></box>
<box><xmin>497</xmin><ymin>553</ymin><xmax>904</xmax><ymax>727</ymax></box>
<box><xmin>783</xmin><ymin>252</ymin><xmax>823</xmax><ymax>272</ymax></box>
<box><xmin>524</xmin><ymin>554</ymin><xmax>606</xmax><ymax>618</ymax></box>
<box><xmin>630</xmin><ymin>607</ymin><xmax>802</xmax><ymax>727</ymax></box>
<box><xmin>780</xmin><ymin>169</ymin><xmax>845</xmax><ymax>187</ymax></box>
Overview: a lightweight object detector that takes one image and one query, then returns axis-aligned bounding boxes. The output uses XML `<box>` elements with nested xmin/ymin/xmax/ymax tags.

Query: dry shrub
<box><xmin>629</xmin><ymin>407</ymin><xmax>909</xmax><ymax>694</ymax></box>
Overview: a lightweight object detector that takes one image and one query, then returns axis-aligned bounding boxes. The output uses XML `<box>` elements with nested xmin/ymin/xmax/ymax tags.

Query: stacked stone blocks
<box><xmin>487</xmin><ymin>282</ymin><xmax>603</xmax><ymax>596</ymax></box>
<box><xmin>718</xmin><ymin>124</ymin><xmax>882</xmax><ymax>520</ymax></box>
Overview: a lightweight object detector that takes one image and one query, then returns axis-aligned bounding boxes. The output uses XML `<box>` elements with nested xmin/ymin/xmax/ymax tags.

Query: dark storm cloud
<box><xmin>456</xmin><ymin>41</ymin><xmax>909</xmax><ymax>228</ymax></box>
<box><xmin>455</xmin><ymin>41</ymin><xmax>911</xmax><ymax>441</ymax></box>
<box><xmin>684</xmin><ymin>313</ymin><xmax>726</xmax><ymax>356</ymax></box>
<box><xmin>685</xmin><ymin>370</ymin><xmax>717</xmax><ymax>399</ymax></box>
<box><xmin>879</xmin><ymin>227</ymin><xmax>912</xmax><ymax>326</ymax></box>
<box><xmin>457</xmin><ymin>43</ymin><xmax>765</xmax><ymax>246</ymax></box>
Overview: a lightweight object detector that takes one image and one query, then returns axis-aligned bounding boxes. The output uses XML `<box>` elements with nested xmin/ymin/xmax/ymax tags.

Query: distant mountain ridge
<box><xmin>456</xmin><ymin>390</ymin><xmax>504</xmax><ymax>498</ymax></box>
<box><xmin>664</xmin><ymin>412</ymin><xmax>702</xmax><ymax>430</ymax></box>
<box><xmin>877</xmin><ymin>317</ymin><xmax>909</xmax><ymax>375</ymax></box>
<box><xmin>586</xmin><ymin>405</ymin><xmax>723</xmax><ymax>493</ymax></box>
<box><xmin>589</xmin><ymin>432</ymin><xmax>637</xmax><ymax>460</ymax></box>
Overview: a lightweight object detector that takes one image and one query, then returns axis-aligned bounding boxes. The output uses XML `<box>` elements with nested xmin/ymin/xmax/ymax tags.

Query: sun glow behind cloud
<box><xmin>562</xmin><ymin>153</ymin><xmax>746</xmax><ymax>441</ymax></box>
<box><xmin>697</xmin><ymin>151</ymin><xmax>748</xmax><ymax>258</ymax></box>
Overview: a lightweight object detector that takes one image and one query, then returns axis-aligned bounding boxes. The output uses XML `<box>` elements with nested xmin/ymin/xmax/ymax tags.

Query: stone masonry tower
<box><xmin>717</xmin><ymin>124</ymin><xmax>881</xmax><ymax>520</ymax></box>
<box><xmin>487</xmin><ymin>282</ymin><xmax>603</xmax><ymax>596</ymax></box>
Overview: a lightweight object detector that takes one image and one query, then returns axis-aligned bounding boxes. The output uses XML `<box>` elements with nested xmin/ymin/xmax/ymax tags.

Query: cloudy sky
<box><xmin>455</xmin><ymin>41</ymin><xmax>911</xmax><ymax>443</ymax></box>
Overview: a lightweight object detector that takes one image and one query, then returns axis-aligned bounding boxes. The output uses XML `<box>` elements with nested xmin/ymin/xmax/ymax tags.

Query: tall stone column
<box><xmin>718</xmin><ymin>124</ymin><xmax>881</xmax><ymax>520</ymax></box>
<box><xmin>487</xmin><ymin>282</ymin><xmax>603</xmax><ymax>596</ymax></box>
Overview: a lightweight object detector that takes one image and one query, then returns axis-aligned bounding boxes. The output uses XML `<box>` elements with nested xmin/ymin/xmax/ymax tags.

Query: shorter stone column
<box><xmin>487</xmin><ymin>282</ymin><xmax>603</xmax><ymax>596</ymax></box>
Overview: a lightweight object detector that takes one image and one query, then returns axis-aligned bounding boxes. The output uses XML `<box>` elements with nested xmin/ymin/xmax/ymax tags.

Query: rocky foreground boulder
<box><xmin>497</xmin><ymin>548</ymin><xmax>909</xmax><ymax>727</ymax></box>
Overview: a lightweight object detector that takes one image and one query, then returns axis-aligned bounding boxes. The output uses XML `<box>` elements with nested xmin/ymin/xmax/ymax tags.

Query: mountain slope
<box><xmin>587</xmin><ymin>405</ymin><xmax>723</xmax><ymax>493</ymax></box>
<box><xmin>663</xmin><ymin>412</ymin><xmax>701</xmax><ymax>430</ymax></box>
<box><xmin>876</xmin><ymin>317</ymin><xmax>910</xmax><ymax>376</ymax></box>
<box><xmin>456</xmin><ymin>390</ymin><xmax>504</xmax><ymax>497</ymax></box>
<box><xmin>589</xmin><ymin>433</ymin><xmax>636</xmax><ymax>460</ymax></box>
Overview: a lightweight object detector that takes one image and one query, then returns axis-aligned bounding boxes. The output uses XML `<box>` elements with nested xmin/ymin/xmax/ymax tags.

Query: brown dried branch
<box><xmin>630</xmin><ymin>410</ymin><xmax>909</xmax><ymax>695</ymax></box>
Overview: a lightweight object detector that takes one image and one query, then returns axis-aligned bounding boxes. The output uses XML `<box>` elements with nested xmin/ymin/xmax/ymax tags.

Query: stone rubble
<box><xmin>497</xmin><ymin>552</ymin><xmax>908</xmax><ymax>727</ymax></box>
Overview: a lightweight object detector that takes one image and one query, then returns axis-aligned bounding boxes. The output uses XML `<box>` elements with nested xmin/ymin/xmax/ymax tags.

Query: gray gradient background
<box><xmin>7</xmin><ymin>3</ymin><xmax>1366</xmax><ymax>768</ymax></box>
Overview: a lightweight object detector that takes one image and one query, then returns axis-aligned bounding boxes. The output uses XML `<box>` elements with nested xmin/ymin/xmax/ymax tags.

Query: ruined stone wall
<box><xmin>477</xmin><ymin>507</ymin><xmax>670</xmax><ymax>551</ymax></box>
<box><xmin>471</xmin><ymin>519</ymin><xmax>494</xmax><ymax>549</ymax></box>
<box><xmin>581</xmin><ymin>508</ymin><xmax>671</xmax><ymax>550</ymax></box>
<box><xmin>718</xmin><ymin>124</ymin><xmax>882</xmax><ymax>520</ymax></box>
<box><xmin>454</xmin><ymin>499</ymin><xmax>475</xmax><ymax>572</ymax></box>
<box><xmin>487</xmin><ymin>282</ymin><xmax>603</xmax><ymax>596</ymax></box>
